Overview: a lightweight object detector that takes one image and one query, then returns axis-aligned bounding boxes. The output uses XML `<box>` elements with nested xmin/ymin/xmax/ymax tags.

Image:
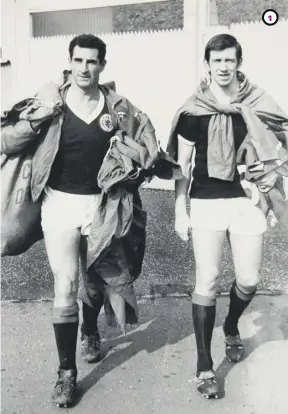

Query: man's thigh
<box><xmin>41</xmin><ymin>187</ymin><xmax>89</xmax><ymax>279</ymax></box>
<box><xmin>228</xmin><ymin>198</ymin><xmax>267</xmax><ymax>236</ymax></box>
<box><xmin>229</xmin><ymin>233</ymin><xmax>263</xmax><ymax>287</ymax></box>
<box><xmin>228</xmin><ymin>199</ymin><xmax>266</xmax><ymax>287</ymax></box>
<box><xmin>44</xmin><ymin>229</ymin><xmax>81</xmax><ymax>279</ymax></box>
<box><xmin>192</xmin><ymin>229</ymin><xmax>226</xmax><ymax>295</ymax></box>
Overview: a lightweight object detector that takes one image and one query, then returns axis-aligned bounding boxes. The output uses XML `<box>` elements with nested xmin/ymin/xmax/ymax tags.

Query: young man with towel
<box><xmin>167</xmin><ymin>34</ymin><xmax>288</xmax><ymax>399</ymax></box>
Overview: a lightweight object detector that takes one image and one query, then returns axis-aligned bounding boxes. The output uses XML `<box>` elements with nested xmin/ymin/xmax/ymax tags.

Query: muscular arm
<box><xmin>174</xmin><ymin>113</ymin><xmax>197</xmax><ymax>212</ymax></box>
<box><xmin>175</xmin><ymin>137</ymin><xmax>195</xmax><ymax>213</ymax></box>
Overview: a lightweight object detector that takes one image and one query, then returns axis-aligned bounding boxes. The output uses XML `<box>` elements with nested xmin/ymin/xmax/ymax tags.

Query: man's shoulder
<box><xmin>101</xmin><ymin>81</ymin><xmax>116</xmax><ymax>93</ymax></box>
<box><xmin>177</xmin><ymin>111</ymin><xmax>200</xmax><ymax>130</ymax></box>
<box><xmin>177</xmin><ymin>110</ymin><xmax>203</xmax><ymax>124</ymax></box>
<box><xmin>101</xmin><ymin>84</ymin><xmax>138</xmax><ymax>115</ymax></box>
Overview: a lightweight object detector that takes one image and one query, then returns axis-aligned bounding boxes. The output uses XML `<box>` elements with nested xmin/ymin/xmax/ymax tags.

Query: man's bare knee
<box><xmin>54</xmin><ymin>272</ymin><xmax>79</xmax><ymax>304</ymax></box>
<box><xmin>236</xmin><ymin>276</ymin><xmax>259</xmax><ymax>295</ymax></box>
<box><xmin>236</xmin><ymin>269</ymin><xmax>260</xmax><ymax>293</ymax></box>
<box><xmin>195</xmin><ymin>266</ymin><xmax>219</xmax><ymax>297</ymax></box>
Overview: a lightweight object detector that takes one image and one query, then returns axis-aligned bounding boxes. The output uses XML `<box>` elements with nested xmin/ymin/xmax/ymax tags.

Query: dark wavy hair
<box><xmin>204</xmin><ymin>34</ymin><xmax>242</xmax><ymax>63</ymax></box>
<box><xmin>69</xmin><ymin>34</ymin><xmax>106</xmax><ymax>63</ymax></box>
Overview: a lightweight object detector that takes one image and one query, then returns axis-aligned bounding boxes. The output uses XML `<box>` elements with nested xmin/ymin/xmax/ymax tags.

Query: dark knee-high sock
<box><xmin>81</xmin><ymin>292</ymin><xmax>104</xmax><ymax>335</ymax></box>
<box><xmin>52</xmin><ymin>305</ymin><xmax>79</xmax><ymax>371</ymax></box>
<box><xmin>192</xmin><ymin>293</ymin><xmax>216</xmax><ymax>375</ymax></box>
<box><xmin>224</xmin><ymin>281</ymin><xmax>257</xmax><ymax>336</ymax></box>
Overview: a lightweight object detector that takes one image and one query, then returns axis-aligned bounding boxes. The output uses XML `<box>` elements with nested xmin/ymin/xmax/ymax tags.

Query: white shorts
<box><xmin>41</xmin><ymin>187</ymin><xmax>101</xmax><ymax>235</ymax></box>
<box><xmin>189</xmin><ymin>197</ymin><xmax>267</xmax><ymax>235</ymax></box>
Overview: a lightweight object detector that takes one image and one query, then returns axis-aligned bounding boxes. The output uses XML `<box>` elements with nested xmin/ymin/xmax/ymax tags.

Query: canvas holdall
<box><xmin>1</xmin><ymin>147</ymin><xmax>43</xmax><ymax>256</ymax></box>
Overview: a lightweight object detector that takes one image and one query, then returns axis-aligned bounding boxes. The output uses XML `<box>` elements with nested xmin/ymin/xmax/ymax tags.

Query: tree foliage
<box><xmin>112</xmin><ymin>0</ymin><xmax>288</xmax><ymax>33</ymax></box>
<box><xmin>216</xmin><ymin>0</ymin><xmax>287</xmax><ymax>25</ymax></box>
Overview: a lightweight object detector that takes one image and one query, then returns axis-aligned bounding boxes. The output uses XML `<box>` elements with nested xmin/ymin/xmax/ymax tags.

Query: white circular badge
<box><xmin>262</xmin><ymin>9</ymin><xmax>279</xmax><ymax>26</ymax></box>
<box><xmin>99</xmin><ymin>114</ymin><xmax>114</xmax><ymax>132</ymax></box>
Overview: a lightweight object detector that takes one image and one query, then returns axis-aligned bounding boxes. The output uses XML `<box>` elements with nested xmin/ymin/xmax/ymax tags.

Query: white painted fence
<box><xmin>8</xmin><ymin>20</ymin><xmax>288</xmax><ymax>189</ymax></box>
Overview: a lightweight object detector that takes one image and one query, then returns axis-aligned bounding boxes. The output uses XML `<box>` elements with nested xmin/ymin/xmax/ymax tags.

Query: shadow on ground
<box><xmin>2</xmin><ymin>295</ymin><xmax>288</xmax><ymax>413</ymax></box>
<box><xmin>75</xmin><ymin>295</ymin><xmax>288</xmax><ymax>404</ymax></box>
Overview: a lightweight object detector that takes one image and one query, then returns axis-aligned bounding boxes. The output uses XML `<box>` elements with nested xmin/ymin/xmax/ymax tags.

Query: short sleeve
<box><xmin>176</xmin><ymin>114</ymin><xmax>198</xmax><ymax>144</ymax></box>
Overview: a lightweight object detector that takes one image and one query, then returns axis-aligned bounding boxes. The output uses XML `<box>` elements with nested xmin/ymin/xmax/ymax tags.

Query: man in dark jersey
<box><xmin>41</xmin><ymin>36</ymin><xmax>122</xmax><ymax>407</ymax></box>
<box><xmin>1</xmin><ymin>34</ymin><xmax>158</xmax><ymax>408</ymax></box>
<box><xmin>40</xmin><ymin>36</ymin><xmax>122</xmax><ymax>407</ymax></box>
<box><xmin>168</xmin><ymin>34</ymin><xmax>286</xmax><ymax>399</ymax></box>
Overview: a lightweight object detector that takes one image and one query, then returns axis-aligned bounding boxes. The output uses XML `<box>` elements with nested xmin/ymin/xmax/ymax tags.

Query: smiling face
<box><xmin>69</xmin><ymin>46</ymin><xmax>106</xmax><ymax>90</ymax></box>
<box><xmin>205</xmin><ymin>46</ymin><xmax>242</xmax><ymax>88</ymax></box>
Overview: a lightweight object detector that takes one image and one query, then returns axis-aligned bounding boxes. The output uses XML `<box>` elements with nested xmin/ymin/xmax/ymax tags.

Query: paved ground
<box><xmin>1</xmin><ymin>295</ymin><xmax>288</xmax><ymax>414</ymax></box>
<box><xmin>1</xmin><ymin>188</ymin><xmax>288</xmax><ymax>413</ymax></box>
<box><xmin>1</xmin><ymin>189</ymin><xmax>288</xmax><ymax>301</ymax></box>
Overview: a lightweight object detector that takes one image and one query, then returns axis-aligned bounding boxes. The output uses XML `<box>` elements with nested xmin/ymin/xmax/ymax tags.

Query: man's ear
<box><xmin>204</xmin><ymin>59</ymin><xmax>210</xmax><ymax>73</ymax></box>
<box><xmin>203</xmin><ymin>59</ymin><xmax>211</xmax><ymax>84</ymax></box>
<box><xmin>237</xmin><ymin>57</ymin><xmax>243</xmax><ymax>69</ymax></box>
<box><xmin>100</xmin><ymin>59</ymin><xmax>107</xmax><ymax>72</ymax></box>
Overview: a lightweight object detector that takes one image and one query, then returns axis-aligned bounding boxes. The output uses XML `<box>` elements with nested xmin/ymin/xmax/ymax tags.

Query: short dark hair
<box><xmin>204</xmin><ymin>34</ymin><xmax>242</xmax><ymax>63</ymax></box>
<box><xmin>69</xmin><ymin>34</ymin><xmax>106</xmax><ymax>63</ymax></box>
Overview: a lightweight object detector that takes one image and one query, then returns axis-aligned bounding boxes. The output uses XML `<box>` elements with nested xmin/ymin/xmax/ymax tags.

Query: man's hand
<box><xmin>267</xmin><ymin>210</ymin><xmax>278</xmax><ymax>228</ymax></box>
<box><xmin>175</xmin><ymin>210</ymin><xmax>190</xmax><ymax>241</ymax></box>
<box><xmin>256</xmin><ymin>169</ymin><xmax>279</xmax><ymax>193</ymax></box>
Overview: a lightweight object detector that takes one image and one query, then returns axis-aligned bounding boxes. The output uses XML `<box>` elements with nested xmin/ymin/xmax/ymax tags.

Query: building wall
<box><xmin>6</xmin><ymin>0</ymin><xmax>287</xmax><ymax>49</ymax></box>
<box><xmin>29</xmin><ymin>1</ymin><xmax>182</xmax><ymax>37</ymax></box>
<box><xmin>1</xmin><ymin>65</ymin><xmax>13</xmax><ymax>109</ymax></box>
<box><xmin>1</xmin><ymin>0</ymin><xmax>16</xmax><ymax>59</ymax></box>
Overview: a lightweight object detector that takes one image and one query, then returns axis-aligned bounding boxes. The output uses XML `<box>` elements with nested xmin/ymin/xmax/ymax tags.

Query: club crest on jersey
<box><xmin>99</xmin><ymin>113</ymin><xmax>113</xmax><ymax>132</ymax></box>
